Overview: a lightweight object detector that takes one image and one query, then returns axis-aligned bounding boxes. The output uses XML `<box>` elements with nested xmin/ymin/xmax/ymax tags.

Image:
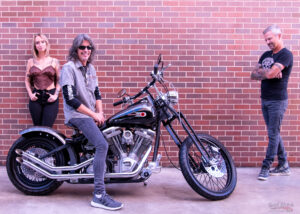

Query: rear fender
<box><xmin>20</xmin><ymin>126</ymin><xmax>67</xmax><ymax>145</ymax></box>
<box><xmin>20</xmin><ymin>126</ymin><xmax>77</xmax><ymax>165</ymax></box>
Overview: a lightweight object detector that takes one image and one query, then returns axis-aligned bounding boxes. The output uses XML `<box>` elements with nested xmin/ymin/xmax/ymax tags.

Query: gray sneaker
<box><xmin>270</xmin><ymin>164</ymin><xmax>291</xmax><ymax>176</ymax></box>
<box><xmin>91</xmin><ymin>192</ymin><xmax>123</xmax><ymax>211</ymax></box>
<box><xmin>258</xmin><ymin>167</ymin><xmax>269</xmax><ymax>181</ymax></box>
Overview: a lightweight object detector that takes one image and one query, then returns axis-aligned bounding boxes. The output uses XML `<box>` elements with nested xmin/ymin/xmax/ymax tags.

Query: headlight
<box><xmin>166</xmin><ymin>91</ymin><xmax>178</xmax><ymax>105</ymax></box>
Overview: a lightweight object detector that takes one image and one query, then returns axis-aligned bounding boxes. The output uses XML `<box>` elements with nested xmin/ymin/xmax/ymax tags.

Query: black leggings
<box><xmin>29</xmin><ymin>88</ymin><xmax>59</xmax><ymax>127</ymax></box>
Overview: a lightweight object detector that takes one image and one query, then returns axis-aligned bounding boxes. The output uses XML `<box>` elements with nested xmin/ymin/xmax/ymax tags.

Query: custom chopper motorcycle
<box><xmin>6</xmin><ymin>55</ymin><xmax>237</xmax><ymax>200</ymax></box>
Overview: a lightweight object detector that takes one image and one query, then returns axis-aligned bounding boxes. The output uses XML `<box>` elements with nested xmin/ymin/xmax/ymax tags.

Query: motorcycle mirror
<box><xmin>117</xmin><ymin>89</ymin><xmax>127</xmax><ymax>98</ymax></box>
<box><xmin>154</xmin><ymin>54</ymin><xmax>162</xmax><ymax>75</ymax></box>
<box><xmin>161</xmin><ymin>61</ymin><xmax>164</xmax><ymax>70</ymax></box>
<box><xmin>157</xmin><ymin>54</ymin><xmax>161</xmax><ymax>65</ymax></box>
<box><xmin>154</xmin><ymin>64</ymin><xmax>158</xmax><ymax>75</ymax></box>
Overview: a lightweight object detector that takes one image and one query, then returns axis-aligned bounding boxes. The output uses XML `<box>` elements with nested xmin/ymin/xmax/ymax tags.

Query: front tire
<box><xmin>179</xmin><ymin>133</ymin><xmax>237</xmax><ymax>200</ymax></box>
<box><xmin>6</xmin><ymin>136</ymin><xmax>65</xmax><ymax>195</ymax></box>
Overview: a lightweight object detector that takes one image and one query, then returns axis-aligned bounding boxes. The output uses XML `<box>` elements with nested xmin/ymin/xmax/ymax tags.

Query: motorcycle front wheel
<box><xmin>6</xmin><ymin>136</ymin><xmax>65</xmax><ymax>195</ymax></box>
<box><xmin>179</xmin><ymin>133</ymin><xmax>237</xmax><ymax>200</ymax></box>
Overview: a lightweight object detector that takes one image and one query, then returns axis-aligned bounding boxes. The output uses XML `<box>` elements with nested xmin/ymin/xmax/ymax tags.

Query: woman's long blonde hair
<box><xmin>32</xmin><ymin>34</ymin><xmax>50</xmax><ymax>58</ymax></box>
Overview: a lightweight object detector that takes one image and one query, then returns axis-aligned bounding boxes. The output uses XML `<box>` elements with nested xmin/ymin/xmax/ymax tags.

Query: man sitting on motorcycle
<box><xmin>60</xmin><ymin>34</ymin><xmax>123</xmax><ymax>211</ymax></box>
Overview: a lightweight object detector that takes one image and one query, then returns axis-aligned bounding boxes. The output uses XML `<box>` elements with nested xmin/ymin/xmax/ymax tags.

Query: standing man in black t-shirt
<box><xmin>251</xmin><ymin>25</ymin><xmax>293</xmax><ymax>181</ymax></box>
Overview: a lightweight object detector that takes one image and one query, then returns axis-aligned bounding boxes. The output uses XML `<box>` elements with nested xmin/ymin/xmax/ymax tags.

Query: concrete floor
<box><xmin>0</xmin><ymin>166</ymin><xmax>299</xmax><ymax>214</ymax></box>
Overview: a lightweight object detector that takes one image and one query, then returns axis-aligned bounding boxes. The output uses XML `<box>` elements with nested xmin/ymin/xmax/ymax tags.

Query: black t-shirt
<box><xmin>259</xmin><ymin>48</ymin><xmax>293</xmax><ymax>100</ymax></box>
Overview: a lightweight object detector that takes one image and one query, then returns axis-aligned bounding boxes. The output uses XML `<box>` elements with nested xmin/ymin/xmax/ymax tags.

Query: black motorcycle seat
<box><xmin>65</xmin><ymin>122</ymin><xmax>107</xmax><ymax>132</ymax></box>
<box><xmin>65</xmin><ymin>122</ymin><xmax>81</xmax><ymax>134</ymax></box>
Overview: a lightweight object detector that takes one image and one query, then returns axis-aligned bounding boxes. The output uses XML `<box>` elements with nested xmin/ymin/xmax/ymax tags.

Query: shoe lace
<box><xmin>102</xmin><ymin>193</ymin><xmax>116</xmax><ymax>204</ymax></box>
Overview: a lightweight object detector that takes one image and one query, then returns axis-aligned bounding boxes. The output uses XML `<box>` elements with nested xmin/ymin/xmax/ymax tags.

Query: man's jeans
<box><xmin>69</xmin><ymin>118</ymin><xmax>108</xmax><ymax>194</ymax></box>
<box><xmin>261</xmin><ymin>99</ymin><xmax>288</xmax><ymax>169</ymax></box>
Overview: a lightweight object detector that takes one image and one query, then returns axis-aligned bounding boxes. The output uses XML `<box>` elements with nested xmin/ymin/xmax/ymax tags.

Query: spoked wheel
<box><xmin>179</xmin><ymin>133</ymin><xmax>237</xmax><ymax>200</ymax></box>
<box><xmin>6</xmin><ymin>136</ymin><xmax>65</xmax><ymax>195</ymax></box>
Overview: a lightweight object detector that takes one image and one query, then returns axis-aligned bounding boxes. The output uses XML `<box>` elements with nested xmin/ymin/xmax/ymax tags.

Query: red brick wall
<box><xmin>1</xmin><ymin>0</ymin><xmax>300</xmax><ymax>167</ymax></box>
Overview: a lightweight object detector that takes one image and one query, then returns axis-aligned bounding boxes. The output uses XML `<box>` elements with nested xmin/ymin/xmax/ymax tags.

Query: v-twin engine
<box><xmin>103</xmin><ymin>127</ymin><xmax>155</xmax><ymax>173</ymax></box>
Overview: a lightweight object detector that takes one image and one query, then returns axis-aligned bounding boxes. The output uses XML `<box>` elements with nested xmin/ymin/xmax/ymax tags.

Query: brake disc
<box><xmin>203</xmin><ymin>146</ymin><xmax>226</xmax><ymax>178</ymax></box>
<box><xmin>204</xmin><ymin>164</ymin><xmax>225</xmax><ymax>178</ymax></box>
<box><xmin>20</xmin><ymin>147</ymin><xmax>54</xmax><ymax>182</ymax></box>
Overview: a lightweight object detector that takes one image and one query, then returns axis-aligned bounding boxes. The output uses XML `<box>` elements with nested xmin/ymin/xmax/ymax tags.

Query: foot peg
<box><xmin>147</xmin><ymin>154</ymin><xmax>162</xmax><ymax>173</ymax></box>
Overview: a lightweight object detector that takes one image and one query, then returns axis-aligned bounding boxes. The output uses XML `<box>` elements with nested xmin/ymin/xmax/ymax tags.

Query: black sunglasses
<box><xmin>78</xmin><ymin>45</ymin><xmax>92</xmax><ymax>50</ymax></box>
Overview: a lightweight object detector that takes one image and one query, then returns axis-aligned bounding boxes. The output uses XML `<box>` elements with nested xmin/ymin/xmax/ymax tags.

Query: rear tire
<box><xmin>6</xmin><ymin>136</ymin><xmax>65</xmax><ymax>195</ymax></box>
<box><xmin>179</xmin><ymin>133</ymin><xmax>237</xmax><ymax>200</ymax></box>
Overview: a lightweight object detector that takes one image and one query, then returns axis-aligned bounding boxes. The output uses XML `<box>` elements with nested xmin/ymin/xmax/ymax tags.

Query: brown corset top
<box><xmin>29</xmin><ymin>65</ymin><xmax>56</xmax><ymax>90</ymax></box>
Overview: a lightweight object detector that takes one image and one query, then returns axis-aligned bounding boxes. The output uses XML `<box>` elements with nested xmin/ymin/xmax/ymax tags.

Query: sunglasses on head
<box><xmin>78</xmin><ymin>45</ymin><xmax>92</xmax><ymax>50</ymax></box>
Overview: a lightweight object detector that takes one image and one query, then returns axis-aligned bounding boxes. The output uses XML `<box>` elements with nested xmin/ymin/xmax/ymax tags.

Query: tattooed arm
<box><xmin>251</xmin><ymin>63</ymin><xmax>283</xmax><ymax>80</ymax></box>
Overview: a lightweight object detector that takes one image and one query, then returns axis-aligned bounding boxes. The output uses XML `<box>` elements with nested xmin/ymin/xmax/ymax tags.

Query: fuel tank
<box><xmin>106</xmin><ymin>98</ymin><xmax>156</xmax><ymax>129</ymax></box>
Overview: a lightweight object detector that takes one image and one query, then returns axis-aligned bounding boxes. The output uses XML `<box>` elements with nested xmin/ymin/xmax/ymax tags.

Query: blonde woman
<box><xmin>25</xmin><ymin>34</ymin><xmax>60</xmax><ymax>127</ymax></box>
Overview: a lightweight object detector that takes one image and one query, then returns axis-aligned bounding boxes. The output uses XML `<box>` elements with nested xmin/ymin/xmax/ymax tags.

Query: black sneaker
<box><xmin>91</xmin><ymin>192</ymin><xmax>123</xmax><ymax>211</ymax></box>
<box><xmin>269</xmin><ymin>164</ymin><xmax>291</xmax><ymax>176</ymax></box>
<box><xmin>258</xmin><ymin>167</ymin><xmax>269</xmax><ymax>181</ymax></box>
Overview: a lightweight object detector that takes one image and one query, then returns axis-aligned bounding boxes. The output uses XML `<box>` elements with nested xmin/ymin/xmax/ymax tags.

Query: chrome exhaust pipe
<box><xmin>18</xmin><ymin>159</ymin><xmax>93</xmax><ymax>180</ymax></box>
<box><xmin>15</xmin><ymin>146</ymin><xmax>152</xmax><ymax>180</ymax></box>
<box><xmin>16</xmin><ymin>157</ymin><xmax>23</xmax><ymax>163</ymax></box>
<box><xmin>16</xmin><ymin>149</ymin><xmax>94</xmax><ymax>172</ymax></box>
<box><xmin>15</xmin><ymin>149</ymin><xmax>23</xmax><ymax>155</ymax></box>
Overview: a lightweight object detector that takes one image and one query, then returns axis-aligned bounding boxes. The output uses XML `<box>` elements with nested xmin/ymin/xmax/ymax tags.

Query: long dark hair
<box><xmin>68</xmin><ymin>34</ymin><xmax>96</xmax><ymax>63</ymax></box>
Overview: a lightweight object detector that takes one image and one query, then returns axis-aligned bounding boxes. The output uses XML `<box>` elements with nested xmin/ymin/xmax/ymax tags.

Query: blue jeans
<box><xmin>69</xmin><ymin>118</ymin><xmax>108</xmax><ymax>194</ymax></box>
<box><xmin>261</xmin><ymin>99</ymin><xmax>288</xmax><ymax>169</ymax></box>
